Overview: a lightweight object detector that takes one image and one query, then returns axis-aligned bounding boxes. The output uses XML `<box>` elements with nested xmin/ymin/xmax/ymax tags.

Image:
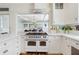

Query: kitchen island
<box><xmin>0</xmin><ymin>32</ymin><xmax>79</xmax><ymax>55</ymax></box>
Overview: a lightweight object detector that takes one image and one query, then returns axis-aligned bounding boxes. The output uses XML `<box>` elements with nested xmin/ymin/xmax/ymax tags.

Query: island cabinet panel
<box><xmin>0</xmin><ymin>35</ymin><xmax>22</xmax><ymax>55</ymax></box>
<box><xmin>61</xmin><ymin>36</ymin><xmax>71</xmax><ymax>55</ymax></box>
<box><xmin>0</xmin><ymin>39</ymin><xmax>17</xmax><ymax>55</ymax></box>
<box><xmin>48</xmin><ymin>35</ymin><xmax>62</xmax><ymax>54</ymax></box>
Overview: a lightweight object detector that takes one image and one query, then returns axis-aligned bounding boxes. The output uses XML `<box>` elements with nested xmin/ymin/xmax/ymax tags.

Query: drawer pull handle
<box><xmin>3</xmin><ymin>50</ymin><xmax>8</xmax><ymax>53</ymax></box>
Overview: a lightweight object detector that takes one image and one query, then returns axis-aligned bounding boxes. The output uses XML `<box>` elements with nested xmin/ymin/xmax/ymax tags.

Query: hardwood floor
<box><xmin>20</xmin><ymin>52</ymin><xmax>48</xmax><ymax>55</ymax></box>
<box><xmin>19</xmin><ymin>52</ymin><xmax>63</xmax><ymax>55</ymax></box>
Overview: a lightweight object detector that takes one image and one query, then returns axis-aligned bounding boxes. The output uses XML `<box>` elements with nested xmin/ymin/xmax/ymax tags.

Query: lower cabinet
<box><xmin>48</xmin><ymin>35</ymin><xmax>62</xmax><ymax>54</ymax></box>
<box><xmin>0</xmin><ymin>36</ymin><xmax>21</xmax><ymax>55</ymax></box>
<box><xmin>48</xmin><ymin>35</ymin><xmax>72</xmax><ymax>55</ymax></box>
<box><xmin>0</xmin><ymin>34</ymin><xmax>79</xmax><ymax>55</ymax></box>
<box><xmin>19</xmin><ymin>35</ymin><xmax>26</xmax><ymax>53</ymax></box>
<box><xmin>0</xmin><ymin>40</ymin><xmax>17</xmax><ymax>55</ymax></box>
<box><xmin>61</xmin><ymin>36</ymin><xmax>71</xmax><ymax>55</ymax></box>
<box><xmin>25</xmin><ymin>35</ymin><xmax>79</xmax><ymax>55</ymax></box>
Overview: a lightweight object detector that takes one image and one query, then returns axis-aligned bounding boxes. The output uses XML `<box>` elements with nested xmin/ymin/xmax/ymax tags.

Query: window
<box><xmin>0</xmin><ymin>15</ymin><xmax>9</xmax><ymax>33</ymax></box>
<box><xmin>55</xmin><ymin>3</ymin><xmax>63</xmax><ymax>9</ymax></box>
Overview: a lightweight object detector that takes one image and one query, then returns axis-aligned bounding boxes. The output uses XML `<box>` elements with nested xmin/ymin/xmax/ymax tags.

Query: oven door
<box><xmin>28</xmin><ymin>41</ymin><xmax>36</xmax><ymax>46</ymax></box>
<box><xmin>37</xmin><ymin>41</ymin><xmax>48</xmax><ymax>52</ymax></box>
<box><xmin>25</xmin><ymin>41</ymin><xmax>37</xmax><ymax>52</ymax></box>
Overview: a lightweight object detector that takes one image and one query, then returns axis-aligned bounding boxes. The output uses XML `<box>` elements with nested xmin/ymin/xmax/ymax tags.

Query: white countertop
<box><xmin>48</xmin><ymin>32</ymin><xmax>79</xmax><ymax>41</ymax></box>
<box><xmin>0</xmin><ymin>32</ymin><xmax>79</xmax><ymax>42</ymax></box>
<box><xmin>14</xmin><ymin>32</ymin><xmax>79</xmax><ymax>41</ymax></box>
<box><xmin>62</xmin><ymin>34</ymin><xmax>79</xmax><ymax>41</ymax></box>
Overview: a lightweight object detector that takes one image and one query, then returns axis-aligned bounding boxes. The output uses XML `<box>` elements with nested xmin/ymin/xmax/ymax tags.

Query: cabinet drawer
<box><xmin>0</xmin><ymin>40</ymin><xmax>18</xmax><ymax>55</ymax></box>
<box><xmin>0</xmin><ymin>48</ymin><xmax>9</xmax><ymax>55</ymax></box>
<box><xmin>0</xmin><ymin>46</ymin><xmax>17</xmax><ymax>55</ymax></box>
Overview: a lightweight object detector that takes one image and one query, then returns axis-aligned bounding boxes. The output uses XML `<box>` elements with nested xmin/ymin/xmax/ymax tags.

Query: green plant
<box><xmin>62</xmin><ymin>25</ymin><xmax>72</xmax><ymax>33</ymax></box>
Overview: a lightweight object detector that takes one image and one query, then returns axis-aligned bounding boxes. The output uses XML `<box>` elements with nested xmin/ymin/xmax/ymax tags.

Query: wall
<box><xmin>34</xmin><ymin>3</ymin><xmax>49</xmax><ymax>12</ymax></box>
<box><xmin>53</xmin><ymin>3</ymin><xmax>78</xmax><ymax>25</ymax></box>
<box><xmin>0</xmin><ymin>3</ymin><xmax>33</xmax><ymax>34</ymax></box>
<box><xmin>0</xmin><ymin>3</ymin><xmax>50</xmax><ymax>34</ymax></box>
<box><xmin>0</xmin><ymin>3</ymin><xmax>78</xmax><ymax>34</ymax></box>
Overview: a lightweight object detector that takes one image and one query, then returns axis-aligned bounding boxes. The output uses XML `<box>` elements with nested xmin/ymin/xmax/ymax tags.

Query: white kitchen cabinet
<box><xmin>0</xmin><ymin>39</ymin><xmax>17</xmax><ymax>55</ymax></box>
<box><xmin>48</xmin><ymin>35</ymin><xmax>62</xmax><ymax>54</ymax></box>
<box><xmin>61</xmin><ymin>36</ymin><xmax>71</xmax><ymax>55</ymax></box>
<box><xmin>0</xmin><ymin>35</ymin><xmax>22</xmax><ymax>55</ymax></box>
<box><xmin>53</xmin><ymin>3</ymin><xmax>78</xmax><ymax>25</ymax></box>
<box><xmin>16</xmin><ymin>35</ymin><xmax>26</xmax><ymax>54</ymax></box>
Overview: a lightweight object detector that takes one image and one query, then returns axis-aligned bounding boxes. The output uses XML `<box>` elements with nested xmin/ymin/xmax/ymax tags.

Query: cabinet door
<box><xmin>48</xmin><ymin>35</ymin><xmax>62</xmax><ymax>54</ymax></box>
<box><xmin>16</xmin><ymin>35</ymin><xmax>25</xmax><ymax>53</ymax></box>
<box><xmin>62</xmin><ymin>37</ymin><xmax>71</xmax><ymax>55</ymax></box>
<box><xmin>0</xmin><ymin>39</ymin><xmax>17</xmax><ymax>55</ymax></box>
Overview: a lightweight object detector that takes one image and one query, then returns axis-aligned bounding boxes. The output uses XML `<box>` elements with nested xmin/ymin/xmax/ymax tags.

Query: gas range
<box><xmin>25</xmin><ymin>32</ymin><xmax>48</xmax><ymax>52</ymax></box>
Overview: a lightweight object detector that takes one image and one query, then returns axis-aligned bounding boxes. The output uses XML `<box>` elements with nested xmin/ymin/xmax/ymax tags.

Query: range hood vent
<box><xmin>0</xmin><ymin>8</ymin><xmax>9</xmax><ymax>11</ymax></box>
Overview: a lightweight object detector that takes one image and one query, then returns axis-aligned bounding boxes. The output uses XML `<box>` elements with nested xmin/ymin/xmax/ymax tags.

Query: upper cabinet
<box><xmin>0</xmin><ymin>15</ymin><xmax>9</xmax><ymax>33</ymax></box>
<box><xmin>53</xmin><ymin>3</ymin><xmax>78</xmax><ymax>25</ymax></box>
